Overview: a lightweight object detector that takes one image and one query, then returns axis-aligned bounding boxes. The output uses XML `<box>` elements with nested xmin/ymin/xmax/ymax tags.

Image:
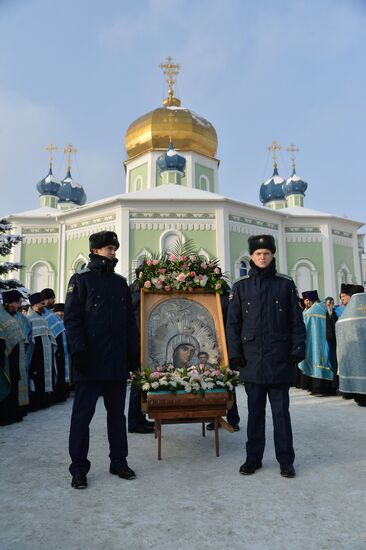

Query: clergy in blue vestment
<box><xmin>43</xmin><ymin>302</ymin><xmax>70</xmax><ymax>402</ymax></box>
<box><xmin>336</xmin><ymin>288</ymin><xmax>366</xmax><ymax>407</ymax></box>
<box><xmin>14</xmin><ymin>308</ymin><xmax>32</xmax><ymax>415</ymax></box>
<box><xmin>298</xmin><ymin>299</ymin><xmax>337</xmax><ymax>395</ymax></box>
<box><xmin>27</xmin><ymin>293</ymin><xmax>56</xmax><ymax>410</ymax></box>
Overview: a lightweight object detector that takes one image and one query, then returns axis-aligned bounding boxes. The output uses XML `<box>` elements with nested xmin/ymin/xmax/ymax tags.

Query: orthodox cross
<box><xmin>286</xmin><ymin>143</ymin><xmax>300</xmax><ymax>170</ymax></box>
<box><xmin>45</xmin><ymin>143</ymin><xmax>58</xmax><ymax>168</ymax></box>
<box><xmin>64</xmin><ymin>143</ymin><xmax>77</xmax><ymax>172</ymax></box>
<box><xmin>159</xmin><ymin>56</ymin><xmax>180</xmax><ymax>96</ymax></box>
<box><xmin>357</xmin><ymin>303</ymin><xmax>366</xmax><ymax>314</ymax></box>
<box><xmin>267</xmin><ymin>140</ymin><xmax>282</xmax><ymax>168</ymax></box>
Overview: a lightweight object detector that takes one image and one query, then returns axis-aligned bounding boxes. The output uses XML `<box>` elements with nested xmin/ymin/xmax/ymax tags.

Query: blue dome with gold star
<box><xmin>259</xmin><ymin>166</ymin><xmax>286</xmax><ymax>204</ymax></box>
<box><xmin>283</xmin><ymin>168</ymin><xmax>308</xmax><ymax>198</ymax></box>
<box><xmin>36</xmin><ymin>167</ymin><xmax>61</xmax><ymax>196</ymax></box>
<box><xmin>157</xmin><ymin>142</ymin><xmax>186</xmax><ymax>174</ymax></box>
<box><xmin>57</xmin><ymin>170</ymin><xmax>86</xmax><ymax>205</ymax></box>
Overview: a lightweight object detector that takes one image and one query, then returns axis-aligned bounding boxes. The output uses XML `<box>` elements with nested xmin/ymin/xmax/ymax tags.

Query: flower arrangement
<box><xmin>131</xmin><ymin>364</ymin><xmax>239</xmax><ymax>394</ymax></box>
<box><xmin>134</xmin><ymin>240</ymin><xmax>228</xmax><ymax>293</ymax></box>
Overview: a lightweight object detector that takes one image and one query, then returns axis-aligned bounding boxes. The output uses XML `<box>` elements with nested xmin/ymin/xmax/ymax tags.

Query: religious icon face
<box><xmin>173</xmin><ymin>344</ymin><xmax>196</xmax><ymax>368</ymax></box>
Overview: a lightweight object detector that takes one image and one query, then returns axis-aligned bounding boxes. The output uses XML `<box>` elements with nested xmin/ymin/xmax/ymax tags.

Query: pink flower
<box><xmin>215</xmin><ymin>283</ymin><xmax>222</xmax><ymax>290</ymax></box>
<box><xmin>190</xmin><ymin>271</ymin><xmax>196</xmax><ymax>277</ymax></box>
<box><xmin>200</xmin><ymin>262</ymin><xmax>207</xmax><ymax>269</ymax></box>
<box><xmin>160</xmin><ymin>268</ymin><xmax>166</xmax><ymax>274</ymax></box>
<box><xmin>214</xmin><ymin>267</ymin><xmax>221</xmax><ymax>274</ymax></box>
<box><xmin>198</xmin><ymin>274</ymin><xmax>203</xmax><ymax>280</ymax></box>
<box><xmin>169</xmin><ymin>254</ymin><xmax>176</xmax><ymax>261</ymax></box>
<box><xmin>188</xmin><ymin>287</ymin><xmax>193</xmax><ymax>293</ymax></box>
<box><xmin>177</xmin><ymin>273</ymin><xmax>186</xmax><ymax>282</ymax></box>
<box><xmin>215</xmin><ymin>370</ymin><xmax>221</xmax><ymax>376</ymax></box>
<box><xmin>189</xmin><ymin>255</ymin><xmax>196</xmax><ymax>261</ymax></box>
<box><xmin>164</xmin><ymin>286</ymin><xmax>171</xmax><ymax>292</ymax></box>
<box><xmin>204</xmin><ymin>370</ymin><xmax>211</xmax><ymax>376</ymax></box>
<box><xmin>146</xmin><ymin>259</ymin><xmax>152</xmax><ymax>266</ymax></box>
<box><xmin>144</xmin><ymin>280</ymin><xmax>152</xmax><ymax>288</ymax></box>
<box><xmin>182</xmin><ymin>263</ymin><xmax>189</xmax><ymax>269</ymax></box>
<box><xmin>180</xmin><ymin>255</ymin><xmax>187</xmax><ymax>261</ymax></box>
<box><xmin>152</xmin><ymin>259</ymin><xmax>159</xmax><ymax>265</ymax></box>
<box><xmin>152</xmin><ymin>371</ymin><xmax>161</xmax><ymax>379</ymax></box>
<box><xmin>209</xmin><ymin>261</ymin><xmax>215</xmax><ymax>268</ymax></box>
<box><xmin>141</xmin><ymin>371</ymin><xmax>146</xmax><ymax>378</ymax></box>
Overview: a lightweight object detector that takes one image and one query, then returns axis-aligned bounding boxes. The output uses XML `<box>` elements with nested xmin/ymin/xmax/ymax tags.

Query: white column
<box><xmin>215</xmin><ymin>206</ymin><xmax>230</xmax><ymax>280</ymax></box>
<box><xmin>277</xmin><ymin>219</ymin><xmax>287</xmax><ymax>274</ymax></box>
<box><xmin>115</xmin><ymin>205</ymin><xmax>130</xmax><ymax>280</ymax></box>
<box><xmin>10</xmin><ymin>224</ymin><xmax>22</xmax><ymax>264</ymax></box>
<box><xmin>321</xmin><ymin>223</ymin><xmax>336</xmax><ymax>297</ymax></box>
<box><xmin>352</xmin><ymin>232</ymin><xmax>362</xmax><ymax>283</ymax></box>
<box><xmin>185</xmin><ymin>153</ymin><xmax>193</xmax><ymax>188</ymax></box>
<box><xmin>58</xmin><ymin>221</ymin><xmax>66</xmax><ymax>301</ymax></box>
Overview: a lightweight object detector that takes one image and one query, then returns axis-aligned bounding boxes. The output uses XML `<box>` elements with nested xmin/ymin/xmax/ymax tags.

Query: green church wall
<box><xmin>195</xmin><ymin>164</ymin><xmax>214</xmax><ymax>192</ymax></box>
<box><xmin>65</xmin><ymin>237</ymin><xmax>90</xmax><ymax>277</ymax></box>
<box><xmin>286</xmin><ymin>241</ymin><xmax>324</xmax><ymax>296</ymax></box>
<box><xmin>21</xmin><ymin>241</ymin><xmax>59</xmax><ymax>289</ymax></box>
<box><xmin>333</xmin><ymin>244</ymin><xmax>355</xmax><ymax>279</ymax></box>
<box><xmin>129</xmin><ymin>163</ymin><xmax>148</xmax><ymax>192</ymax></box>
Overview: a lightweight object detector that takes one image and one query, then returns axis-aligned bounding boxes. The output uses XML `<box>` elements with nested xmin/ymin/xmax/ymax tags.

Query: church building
<box><xmin>5</xmin><ymin>58</ymin><xmax>364</xmax><ymax>300</ymax></box>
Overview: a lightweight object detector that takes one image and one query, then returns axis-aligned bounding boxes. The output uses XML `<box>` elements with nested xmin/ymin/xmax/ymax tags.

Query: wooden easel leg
<box><xmin>157</xmin><ymin>420</ymin><xmax>162</xmax><ymax>460</ymax></box>
<box><xmin>202</xmin><ymin>422</ymin><xmax>206</xmax><ymax>437</ymax></box>
<box><xmin>214</xmin><ymin>417</ymin><xmax>220</xmax><ymax>457</ymax></box>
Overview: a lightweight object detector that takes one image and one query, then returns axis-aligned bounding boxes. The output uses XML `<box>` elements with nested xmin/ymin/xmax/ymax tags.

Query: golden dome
<box><xmin>125</xmin><ymin>100</ymin><xmax>218</xmax><ymax>160</ymax></box>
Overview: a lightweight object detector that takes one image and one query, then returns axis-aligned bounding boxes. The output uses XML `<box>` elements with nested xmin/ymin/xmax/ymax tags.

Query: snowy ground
<box><xmin>1</xmin><ymin>386</ymin><xmax>365</xmax><ymax>550</ymax></box>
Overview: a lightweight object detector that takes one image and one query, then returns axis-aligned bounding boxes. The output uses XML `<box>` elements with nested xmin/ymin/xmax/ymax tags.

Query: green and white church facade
<box><xmin>4</xmin><ymin>61</ymin><xmax>365</xmax><ymax>300</ymax></box>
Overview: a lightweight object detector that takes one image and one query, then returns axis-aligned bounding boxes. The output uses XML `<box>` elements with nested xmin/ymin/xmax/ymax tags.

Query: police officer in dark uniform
<box><xmin>65</xmin><ymin>231</ymin><xmax>139</xmax><ymax>489</ymax></box>
<box><xmin>226</xmin><ymin>235</ymin><xmax>306</xmax><ymax>478</ymax></box>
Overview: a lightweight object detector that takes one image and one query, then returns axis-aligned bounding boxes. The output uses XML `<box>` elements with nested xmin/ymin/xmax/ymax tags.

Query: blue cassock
<box><xmin>336</xmin><ymin>293</ymin><xmax>366</xmax><ymax>395</ymax></box>
<box><xmin>299</xmin><ymin>301</ymin><xmax>335</xmax><ymax>381</ymax></box>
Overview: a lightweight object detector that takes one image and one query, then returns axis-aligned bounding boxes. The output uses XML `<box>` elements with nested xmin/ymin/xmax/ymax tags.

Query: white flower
<box><xmin>216</xmin><ymin>380</ymin><xmax>224</xmax><ymax>387</ymax></box>
<box><xmin>142</xmin><ymin>383</ymin><xmax>150</xmax><ymax>391</ymax></box>
<box><xmin>184</xmin><ymin>384</ymin><xmax>192</xmax><ymax>393</ymax></box>
<box><xmin>151</xmin><ymin>382</ymin><xmax>159</xmax><ymax>389</ymax></box>
<box><xmin>226</xmin><ymin>382</ymin><xmax>233</xmax><ymax>390</ymax></box>
<box><xmin>206</xmin><ymin>382</ymin><xmax>214</xmax><ymax>390</ymax></box>
<box><xmin>199</xmin><ymin>275</ymin><xmax>208</xmax><ymax>287</ymax></box>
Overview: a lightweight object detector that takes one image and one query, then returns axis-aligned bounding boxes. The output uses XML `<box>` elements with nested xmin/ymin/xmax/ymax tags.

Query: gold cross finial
<box><xmin>159</xmin><ymin>56</ymin><xmax>181</xmax><ymax>107</ymax></box>
<box><xmin>64</xmin><ymin>143</ymin><xmax>77</xmax><ymax>172</ymax></box>
<box><xmin>267</xmin><ymin>140</ymin><xmax>282</xmax><ymax>169</ymax></box>
<box><xmin>45</xmin><ymin>143</ymin><xmax>58</xmax><ymax>168</ymax></box>
<box><xmin>286</xmin><ymin>143</ymin><xmax>300</xmax><ymax>170</ymax></box>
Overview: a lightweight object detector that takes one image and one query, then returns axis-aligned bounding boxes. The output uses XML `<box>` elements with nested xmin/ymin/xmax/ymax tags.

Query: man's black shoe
<box><xmin>206</xmin><ymin>422</ymin><xmax>219</xmax><ymax>431</ymax></box>
<box><xmin>71</xmin><ymin>475</ymin><xmax>88</xmax><ymax>489</ymax></box>
<box><xmin>230</xmin><ymin>423</ymin><xmax>240</xmax><ymax>432</ymax></box>
<box><xmin>239</xmin><ymin>462</ymin><xmax>262</xmax><ymax>475</ymax></box>
<box><xmin>143</xmin><ymin>419</ymin><xmax>155</xmax><ymax>428</ymax></box>
<box><xmin>280</xmin><ymin>464</ymin><xmax>296</xmax><ymax>478</ymax></box>
<box><xmin>110</xmin><ymin>464</ymin><xmax>136</xmax><ymax>480</ymax></box>
<box><xmin>128</xmin><ymin>425</ymin><xmax>155</xmax><ymax>434</ymax></box>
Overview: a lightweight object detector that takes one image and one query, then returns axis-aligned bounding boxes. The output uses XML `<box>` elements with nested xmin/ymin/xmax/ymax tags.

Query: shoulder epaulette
<box><xmin>235</xmin><ymin>275</ymin><xmax>251</xmax><ymax>284</ymax></box>
<box><xmin>275</xmin><ymin>272</ymin><xmax>293</xmax><ymax>281</ymax></box>
<box><xmin>77</xmin><ymin>267</ymin><xmax>91</xmax><ymax>275</ymax></box>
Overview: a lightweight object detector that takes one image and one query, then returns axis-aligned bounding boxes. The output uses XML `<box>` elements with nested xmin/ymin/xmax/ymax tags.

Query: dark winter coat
<box><xmin>226</xmin><ymin>259</ymin><xmax>306</xmax><ymax>385</ymax></box>
<box><xmin>64</xmin><ymin>254</ymin><xmax>139</xmax><ymax>381</ymax></box>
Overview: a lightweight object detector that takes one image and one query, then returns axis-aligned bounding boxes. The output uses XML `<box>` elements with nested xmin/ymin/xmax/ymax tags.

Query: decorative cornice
<box><xmin>332</xmin><ymin>229</ymin><xmax>352</xmax><ymax>239</ymax></box>
<box><xmin>285</xmin><ymin>227</ymin><xmax>321</xmax><ymax>233</ymax></box>
<box><xmin>229</xmin><ymin>214</ymin><xmax>278</xmax><ymax>230</ymax></box>
<box><xmin>22</xmin><ymin>227</ymin><xmax>59</xmax><ymax>235</ymax></box>
<box><xmin>285</xmin><ymin>233</ymin><xmax>322</xmax><ymax>243</ymax></box>
<box><xmin>66</xmin><ymin>214</ymin><xmax>116</xmax><ymax>230</ymax></box>
<box><xmin>332</xmin><ymin>235</ymin><xmax>354</xmax><ymax>247</ymax></box>
<box><xmin>22</xmin><ymin>235</ymin><xmax>58</xmax><ymax>244</ymax></box>
<box><xmin>66</xmin><ymin>224</ymin><xmax>116</xmax><ymax>241</ymax></box>
<box><xmin>129</xmin><ymin>212</ymin><xmax>215</xmax><ymax>220</ymax></box>
<box><xmin>130</xmin><ymin>221</ymin><xmax>215</xmax><ymax>231</ymax></box>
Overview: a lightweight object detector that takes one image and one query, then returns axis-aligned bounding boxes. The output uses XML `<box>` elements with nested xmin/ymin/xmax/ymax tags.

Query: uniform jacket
<box><xmin>226</xmin><ymin>259</ymin><xmax>306</xmax><ymax>385</ymax></box>
<box><xmin>64</xmin><ymin>254</ymin><xmax>139</xmax><ymax>381</ymax></box>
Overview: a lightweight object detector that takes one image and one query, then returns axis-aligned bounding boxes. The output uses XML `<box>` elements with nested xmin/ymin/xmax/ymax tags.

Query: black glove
<box><xmin>72</xmin><ymin>352</ymin><xmax>89</xmax><ymax>375</ymax></box>
<box><xmin>289</xmin><ymin>354</ymin><xmax>302</xmax><ymax>366</ymax></box>
<box><xmin>229</xmin><ymin>356</ymin><xmax>247</xmax><ymax>369</ymax></box>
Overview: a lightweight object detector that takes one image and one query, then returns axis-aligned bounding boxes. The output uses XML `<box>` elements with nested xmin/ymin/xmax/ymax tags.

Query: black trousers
<box><xmin>69</xmin><ymin>380</ymin><xmax>128</xmax><ymax>477</ymax></box>
<box><xmin>244</xmin><ymin>383</ymin><xmax>295</xmax><ymax>465</ymax></box>
<box><xmin>128</xmin><ymin>384</ymin><xmax>147</xmax><ymax>430</ymax></box>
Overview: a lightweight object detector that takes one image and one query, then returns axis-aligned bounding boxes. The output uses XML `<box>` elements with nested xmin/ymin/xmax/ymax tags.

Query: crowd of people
<box><xmin>296</xmin><ymin>284</ymin><xmax>366</xmax><ymax>407</ymax></box>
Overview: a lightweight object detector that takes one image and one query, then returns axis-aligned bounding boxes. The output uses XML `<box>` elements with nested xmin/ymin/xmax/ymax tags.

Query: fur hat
<box><xmin>41</xmin><ymin>288</ymin><xmax>55</xmax><ymax>300</ymax></box>
<box><xmin>2</xmin><ymin>290</ymin><xmax>22</xmax><ymax>304</ymax></box>
<box><xmin>29</xmin><ymin>292</ymin><xmax>43</xmax><ymax>307</ymax></box>
<box><xmin>89</xmin><ymin>231</ymin><xmax>120</xmax><ymax>251</ymax></box>
<box><xmin>53</xmin><ymin>303</ymin><xmax>64</xmax><ymax>313</ymax></box>
<box><xmin>248</xmin><ymin>234</ymin><xmax>276</xmax><ymax>255</ymax></box>
<box><xmin>340</xmin><ymin>283</ymin><xmax>364</xmax><ymax>296</ymax></box>
<box><xmin>302</xmin><ymin>290</ymin><xmax>319</xmax><ymax>302</ymax></box>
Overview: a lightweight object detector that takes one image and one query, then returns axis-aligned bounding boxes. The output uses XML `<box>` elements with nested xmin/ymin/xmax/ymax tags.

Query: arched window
<box><xmin>337</xmin><ymin>263</ymin><xmax>353</xmax><ymax>288</ymax></box>
<box><xmin>160</xmin><ymin>230</ymin><xmax>185</xmax><ymax>254</ymax></box>
<box><xmin>131</xmin><ymin>248</ymin><xmax>152</xmax><ymax>280</ymax></box>
<box><xmin>290</xmin><ymin>259</ymin><xmax>319</xmax><ymax>295</ymax></box>
<box><xmin>234</xmin><ymin>253</ymin><xmax>251</xmax><ymax>280</ymax></box>
<box><xmin>133</xmin><ymin>176</ymin><xmax>143</xmax><ymax>192</ymax></box>
<box><xmin>198</xmin><ymin>175</ymin><xmax>210</xmax><ymax>191</ymax></box>
<box><xmin>26</xmin><ymin>260</ymin><xmax>55</xmax><ymax>293</ymax></box>
<box><xmin>71</xmin><ymin>255</ymin><xmax>88</xmax><ymax>274</ymax></box>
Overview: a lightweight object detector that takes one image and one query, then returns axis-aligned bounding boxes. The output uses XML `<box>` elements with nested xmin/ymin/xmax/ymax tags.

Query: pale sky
<box><xmin>0</xmin><ymin>0</ymin><xmax>365</xmax><ymax>225</ymax></box>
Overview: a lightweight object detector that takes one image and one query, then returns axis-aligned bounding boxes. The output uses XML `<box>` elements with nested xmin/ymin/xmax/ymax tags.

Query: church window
<box><xmin>198</xmin><ymin>175</ymin><xmax>209</xmax><ymax>191</ymax></box>
<box><xmin>239</xmin><ymin>259</ymin><xmax>250</xmax><ymax>277</ymax></box>
<box><xmin>160</xmin><ymin>230</ymin><xmax>185</xmax><ymax>254</ymax></box>
<box><xmin>26</xmin><ymin>260</ymin><xmax>55</xmax><ymax>293</ymax></box>
<box><xmin>133</xmin><ymin>176</ymin><xmax>143</xmax><ymax>192</ymax></box>
<box><xmin>290</xmin><ymin>259</ymin><xmax>319</xmax><ymax>295</ymax></box>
